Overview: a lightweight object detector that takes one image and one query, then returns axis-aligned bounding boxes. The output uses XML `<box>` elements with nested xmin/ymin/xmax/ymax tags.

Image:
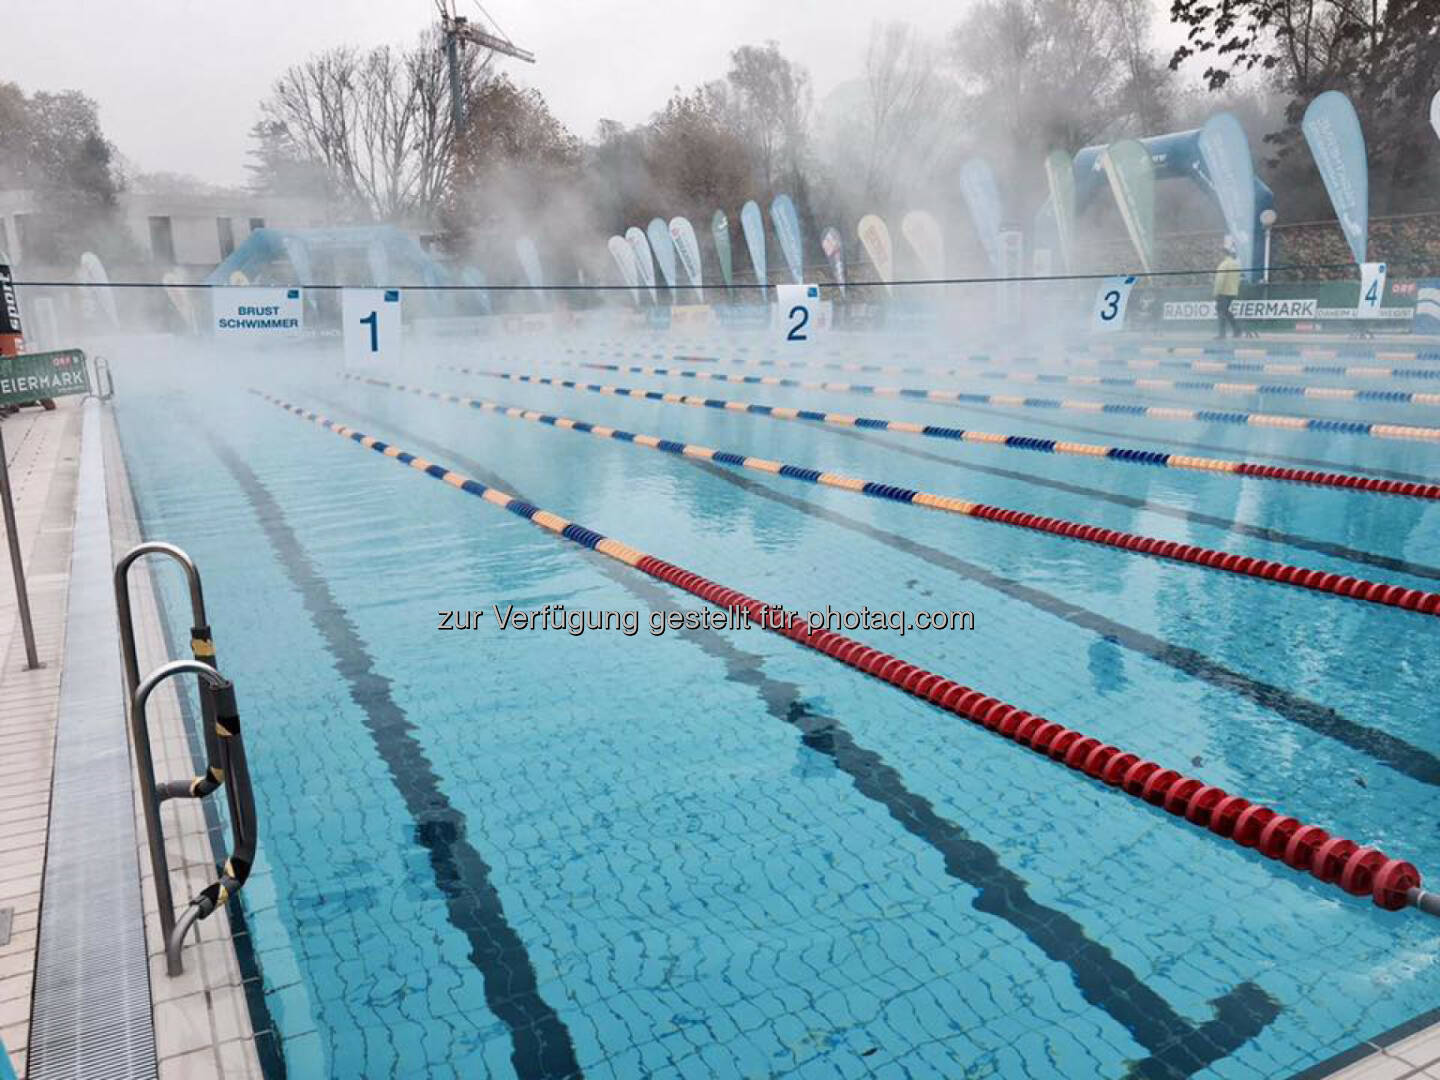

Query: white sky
<box><xmin>4</xmin><ymin>0</ymin><xmax>1183</xmax><ymax>187</ymax></box>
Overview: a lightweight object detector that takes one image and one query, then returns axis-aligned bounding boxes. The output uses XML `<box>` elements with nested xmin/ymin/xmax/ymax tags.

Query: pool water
<box><xmin>111</xmin><ymin>328</ymin><xmax>1440</xmax><ymax>1079</ymax></box>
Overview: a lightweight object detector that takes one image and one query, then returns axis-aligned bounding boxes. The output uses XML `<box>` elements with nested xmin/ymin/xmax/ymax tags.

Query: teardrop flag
<box><xmin>770</xmin><ymin>194</ymin><xmax>804</xmax><ymax>283</ymax></box>
<box><xmin>625</xmin><ymin>226</ymin><xmax>658</xmax><ymax>302</ymax></box>
<box><xmin>901</xmin><ymin>211</ymin><xmax>944</xmax><ymax>277</ymax></box>
<box><xmin>646</xmin><ymin>218</ymin><xmax>678</xmax><ymax>290</ymax></box>
<box><xmin>712</xmin><ymin>210</ymin><xmax>734</xmax><ymax>289</ymax></box>
<box><xmin>669</xmin><ymin>217</ymin><xmax>704</xmax><ymax>302</ymax></box>
<box><xmin>857</xmin><ymin>214</ymin><xmax>893</xmax><ymax>292</ymax></box>
<box><xmin>740</xmin><ymin>200</ymin><xmax>767</xmax><ymax>294</ymax></box>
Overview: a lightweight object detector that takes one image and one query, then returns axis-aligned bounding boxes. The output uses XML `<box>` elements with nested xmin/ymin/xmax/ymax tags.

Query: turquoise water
<box><xmin>112</xmin><ymin>329</ymin><xmax>1440</xmax><ymax>1079</ymax></box>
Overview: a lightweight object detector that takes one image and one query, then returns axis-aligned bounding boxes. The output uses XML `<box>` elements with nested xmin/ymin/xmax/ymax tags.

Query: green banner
<box><xmin>1129</xmin><ymin>280</ymin><xmax>1416</xmax><ymax>332</ymax></box>
<box><xmin>1102</xmin><ymin>139</ymin><xmax>1156</xmax><ymax>271</ymax></box>
<box><xmin>0</xmin><ymin>349</ymin><xmax>90</xmax><ymax>407</ymax></box>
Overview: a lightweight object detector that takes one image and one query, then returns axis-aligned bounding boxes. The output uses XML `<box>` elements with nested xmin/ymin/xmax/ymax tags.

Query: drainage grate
<box><xmin>27</xmin><ymin>400</ymin><xmax>157</xmax><ymax>1080</ymax></box>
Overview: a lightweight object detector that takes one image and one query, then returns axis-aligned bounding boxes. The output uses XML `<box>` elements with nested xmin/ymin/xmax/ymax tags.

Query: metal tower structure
<box><xmin>436</xmin><ymin>1</ymin><xmax>535</xmax><ymax>137</ymax></box>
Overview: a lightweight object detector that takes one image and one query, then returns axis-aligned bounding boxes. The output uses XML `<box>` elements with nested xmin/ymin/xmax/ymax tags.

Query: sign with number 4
<box><xmin>1091</xmin><ymin>275</ymin><xmax>1136</xmax><ymax>332</ymax></box>
<box><xmin>1358</xmin><ymin>262</ymin><xmax>1387</xmax><ymax>315</ymax></box>
<box><xmin>776</xmin><ymin>283</ymin><xmax>828</xmax><ymax>344</ymax></box>
<box><xmin>343</xmin><ymin>288</ymin><xmax>403</xmax><ymax>366</ymax></box>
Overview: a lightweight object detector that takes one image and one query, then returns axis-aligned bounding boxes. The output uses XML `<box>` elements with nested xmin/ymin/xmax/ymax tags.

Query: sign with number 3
<box><xmin>1091</xmin><ymin>275</ymin><xmax>1137</xmax><ymax>333</ymax></box>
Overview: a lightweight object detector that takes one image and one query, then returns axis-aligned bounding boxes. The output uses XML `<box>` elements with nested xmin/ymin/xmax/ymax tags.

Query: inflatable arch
<box><xmin>205</xmin><ymin>226</ymin><xmax>489</xmax><ymax>316</ymax></box>
<box><xmin>1045</xmin><ymin>129</ymin><xmax>1275</xmax><ymax>279</ymax></box>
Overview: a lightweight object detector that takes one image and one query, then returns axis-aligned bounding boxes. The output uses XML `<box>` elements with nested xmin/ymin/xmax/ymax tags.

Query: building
<box><xmin>0</xmin><ymin>187</ymin><xmax>333</xmax><ymax>276</ymax></box>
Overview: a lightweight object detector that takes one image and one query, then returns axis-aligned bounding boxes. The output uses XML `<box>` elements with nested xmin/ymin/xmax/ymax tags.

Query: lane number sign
<box><xmin>343</xmin><ymin>288</ymin><xmax>403</xmax><ymax>366</ymax></box>
<box><xmin>1091</xmin><ymin>275</ymin><xmax>1137</xmax><ymax>332</ymax></box>
<box><xmin>1358</xmin><ymin>262</ymin><xmax>1387</xmax><ymax>315</ymax></box>
<box><xmin>776</xmin><ymin>283</ymin><xmax>826</xmax><ymax>344</ymax></box>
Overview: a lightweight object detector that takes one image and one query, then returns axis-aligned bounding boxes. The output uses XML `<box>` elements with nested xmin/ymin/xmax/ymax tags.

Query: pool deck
<box><xmin>0</xmin><ymin>399</ymin><xmax>261</xmax><ymax>1079</ymax></box>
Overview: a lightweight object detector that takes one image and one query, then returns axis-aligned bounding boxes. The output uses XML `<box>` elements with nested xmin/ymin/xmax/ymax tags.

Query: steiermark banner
<box><xmin>0</xmin><ymin>349</ymin><xmax>90</xmax><ymax>407</ymax></box>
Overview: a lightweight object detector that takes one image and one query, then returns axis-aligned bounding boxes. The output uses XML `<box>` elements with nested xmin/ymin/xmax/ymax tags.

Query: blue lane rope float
<box><xmin>564</xmin><ymin>342</ymin><xmax>1440</xmax><ymax>388</ymax></box>
<box><xmin>568</xmin><ymin>342</ymin><xmax>1440</xmax><ymax>392</ymax></box>
<box><xmin>1067</xmin><ymin>342</ymin><xmax>1440</xmax><ymax>364</ymax></box>
<box><xmin>254</xmin><ymin>388</ymin><xmax>1440</xmax><ymax>920</ymax></box>
<box><xmin>563</xmin><ymin>359</ymin><xmax>1440</xmax><ymax>443</ymax></box>
<box><xmin>443</xmin><ymin>366</ymin><xmax>1440</xmax><ymax>500</ymax></box>
<box><xmin>345</xmin><ymin>373</ymin><xmax>1440</xmax><ymax>615</ymax></box>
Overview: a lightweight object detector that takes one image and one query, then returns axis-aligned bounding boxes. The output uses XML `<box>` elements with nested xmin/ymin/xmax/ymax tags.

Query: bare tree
<box><xmin>255</xmin><ymin>30</ymin><xmax>490</xmax><ymax>222</ymax></box>
<box><xmin>860</xmin><ymin>22</ymin><xmax>960</xmax><ymax>206</ymax></box>
<box><xmin>724</xmin><ymin>42</ymin><xmax>811</xmax><ymax>193</ymax></box>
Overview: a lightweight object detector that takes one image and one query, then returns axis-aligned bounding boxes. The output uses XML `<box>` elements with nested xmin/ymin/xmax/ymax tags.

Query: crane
<box><xmin>435</xmin><ymin>0</ymin><xmax>535</xmax><ymax>137</ymax></box>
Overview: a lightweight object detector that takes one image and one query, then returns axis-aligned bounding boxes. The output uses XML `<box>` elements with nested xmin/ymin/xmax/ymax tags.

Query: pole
<box><xmin>0</xmin><ymin>423</ymin><xmax>39</xmax><ymax>669</ymax></box>
<box><xmin>1263</xmin><ymin>225</ymin><xmax>1272</xmax><ymax>285</ymax></box>
<box><xmin>445</xmin><ymin>28</ymin><xmax>465</xmax><ymax>138</ymax></box>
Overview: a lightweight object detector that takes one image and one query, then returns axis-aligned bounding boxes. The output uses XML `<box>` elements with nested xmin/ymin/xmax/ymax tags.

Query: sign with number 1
<box><xmin>343</xmin><ymin>288</ymin><xmax>403</xmax><ymax>367</ymax></box>
<box><xmin>1091</xmin><ymin>275</ymin><xmax>1136</xmax><ymax>332</ymax></box>
<box><xmin>776</xmin><ymin>283</ymin><xmax>827</xmax><ymax>344</ymax></box>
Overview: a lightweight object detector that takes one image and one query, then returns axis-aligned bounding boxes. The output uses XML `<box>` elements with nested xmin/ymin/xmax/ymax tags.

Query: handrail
<box><xmin>92</xmin><ymin>356</ymin><xmax>114</xmax><ymax>401</ymax></box>
<box><xmin>116</xmin><ymin>543</ymin><xmax>225</xmax><ymax>802</ymax></box>
<box><xmin>132</xmin><ymin>661</ymin><xmax>258</xmax><ymax>974</ymax></box>
<box><xmin>115</xmin><ymin>543</ymin><xmax>259</xmax><ymax>974</ymax></box>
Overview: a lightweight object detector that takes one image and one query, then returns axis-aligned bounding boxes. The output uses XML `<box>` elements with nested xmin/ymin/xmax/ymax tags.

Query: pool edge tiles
<box><xmin>98</xmin><ymin>402</ymin><xmax>271</xmax><ymax>1079</ymax></box>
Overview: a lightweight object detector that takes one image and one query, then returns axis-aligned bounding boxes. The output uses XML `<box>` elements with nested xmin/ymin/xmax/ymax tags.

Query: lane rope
<box><xmin>349</xmin><ymin>373</ymin><xmax>1440</xmax><ymax>617</ymax></box>
<box><xmin>446</xmin><ymin>366</ymin><xmax>1440</xmax><ymax>501</ymax></box>
<box><xmin>1069</xmin><ymin>342</ymin><xmax>1440</xmax><ymax>364</ymax></box>
<box><xmin>253</xmin><ymin>387</ymin><xmax>1440</xmax><ymax>919</ymax></box>
<box><xmin>568</xmin><ymin>359</ymin><xmax>1440</xmax><ymax>443</ymax></box>
<box><xmin>569</xmin><ymin>342</ymin><xmax>1440</xmax><ymax>392</ymax></box>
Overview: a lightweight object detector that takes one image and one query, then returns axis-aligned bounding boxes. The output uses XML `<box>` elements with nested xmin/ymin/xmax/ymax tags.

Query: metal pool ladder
<box><xmin>115</xmin><ymin>542</ymin><xmax>258</xmax><ymax>975</ymax></box>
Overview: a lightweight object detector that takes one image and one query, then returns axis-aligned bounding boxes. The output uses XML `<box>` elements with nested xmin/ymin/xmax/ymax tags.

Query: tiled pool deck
<box><xmin>0</xmin><ymin>391</ymin><xmax>1435</xmax><ymax>1079</ymax></box>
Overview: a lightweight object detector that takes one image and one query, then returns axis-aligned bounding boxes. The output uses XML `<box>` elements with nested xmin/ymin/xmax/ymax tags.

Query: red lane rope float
<box><xmin>349</xmin><ymin>374</ymin><xmax>1440</xmax><ymax>618</ymax></box>
<box><xmin>253</xmin><ymin>387</ymin><xmax>1439</xmax><ymax>917</ymax></box>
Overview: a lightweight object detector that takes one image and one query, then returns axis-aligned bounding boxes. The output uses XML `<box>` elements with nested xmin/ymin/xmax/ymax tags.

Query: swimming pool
<box><xmin>111</xmin><ymin>328</ymin><xmax>1440</xmax><ymax>1079</ymax></box>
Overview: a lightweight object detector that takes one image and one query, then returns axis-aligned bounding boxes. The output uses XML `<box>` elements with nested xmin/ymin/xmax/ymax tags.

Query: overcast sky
<box><xmin>5</xmin><ymin>0</ymin><xmax>1182</xmax><ymax>187</ymax></box>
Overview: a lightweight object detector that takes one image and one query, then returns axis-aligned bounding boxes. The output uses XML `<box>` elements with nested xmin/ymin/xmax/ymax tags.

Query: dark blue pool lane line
<box><xmin>324</xmin><ymin>398</ymin><xmax>1280</xmax><ymax>1079</ymax></box>
<box><xmin>208</xmin><ymin>436</ymin><xmax>582</xmax><ymax>1080</ymax></box>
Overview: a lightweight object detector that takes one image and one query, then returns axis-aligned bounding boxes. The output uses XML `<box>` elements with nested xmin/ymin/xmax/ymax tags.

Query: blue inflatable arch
<box><xmin>1070</xmin><ymin>130</ymin><xmax>1275</xmax><ymax>279</ymax></box>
